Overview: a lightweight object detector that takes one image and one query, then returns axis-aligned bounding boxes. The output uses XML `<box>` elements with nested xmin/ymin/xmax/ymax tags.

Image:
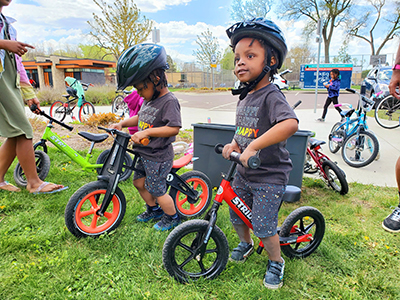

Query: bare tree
<box><xmin>279</xmin><ymin>0</ymin><xmax>353</xmax><ymax>63</ymax></box>
<box><xmin>87</xmin><ymin>0</ymin><xmax>153</xmax><ymax>59</ymax></box>
<box><xmin>230</xmin><ymin>0</ymin><xmax>273</xmax><ymax>21</ymax></box>
<box><xmin>346</xmin><ymin>0</ymin><xmax>400</xmax><ymax>56</ymax></box>
<box><xmin>193</xmin><ymin>29</ymin><xmax>222</xmax><ymax>70</ymax></box>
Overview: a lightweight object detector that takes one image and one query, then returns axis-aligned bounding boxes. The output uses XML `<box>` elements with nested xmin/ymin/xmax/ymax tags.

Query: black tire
<box><xmin>374</xmin><ymin>95</ymin><xmax>400</xmax><ymax>129</ymax></box>
<box><xmin>112</xmin><ymin>95</ymin><xmax>128</xmax><ymax>117</ymax></box>
<box><xmin>280</xmin><ymin>206</ymin><xmax>325</xmax><ymax>259</ymax></box>
<box><xmin>169</xmin><ymin>171</ymin><xmax>213</xmax><ymax>218</ymax></box>
<box><xmin>322</xmin><ymin>160</ymin><xmax>349</xmax><ymax>195</ymax></box>
<box><xmin>64</xmin><ymin>180</ymin><xmax>126</xmax><ymax>238</ymax></box>
<box><xmin>78</xmin><ymin>102</ymin><xmax>95</xmax><ymax>122</ymax></box>
<box><xmin>328</xmin><ymin>122</ymin><xmax>344</xmax><ymax>153</ymax></box>
<box><xmin>50</xmin><ymin>100</ymin><xmax>66</xmax><ymax>122</ymax></box>
<box><xmin>95</xmin><ymin>149</ymin><xmax>133</xmax><ymax>181</ymax></box>
<box><xmin>162</xmin><ymin>220</ymin><xmax>229</xmax><ymax>283</ymax></box>
<box><xmin>13</xmin><ymin>150</ymin><xmax>50</xmax><ymax>187</ymax></box>
<box><xmin>33</xmin><ymin>141</ymin><xmax>48</xmax><ymax>153</ymax></box>
<box><xmin>341</xmin><ymin>130</ymin><xmax>379</xmax><ymax>168</ymax></box>
<box><xmin>304</xmin><ymin>151</ymin><xmax>318</xmax><ymax>174</ymax></box>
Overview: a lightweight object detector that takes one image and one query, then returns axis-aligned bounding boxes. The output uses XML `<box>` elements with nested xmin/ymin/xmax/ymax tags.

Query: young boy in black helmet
<box><xmin>110</xmin><ymin>43</ymin><xmax>181</xmax><ymax>231</ymax></box>
<box><xmin>223</xmin><ymin>18</ymin><xmax>298</xmax><ymax>289</ymax></box>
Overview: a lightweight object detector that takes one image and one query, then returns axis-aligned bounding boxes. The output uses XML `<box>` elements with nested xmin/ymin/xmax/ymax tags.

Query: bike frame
<box><xmin>35</xmin><ymin>123</ymin><xmax>103</xmax><ymax>171</ymax></box>
<box><xmin>306</xmin><ymin>146</ymin><xmax>330</xmax><ymax>180</ymax></box>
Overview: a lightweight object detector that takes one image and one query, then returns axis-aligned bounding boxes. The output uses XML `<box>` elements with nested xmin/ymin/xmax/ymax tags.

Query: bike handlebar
<box><xmin>291</xmin><ymin>100</ymin><xmax>302</xmax><ymax>110</ymax></box>
<box><xmin>214</xmin><ymin>143</ymin><xmax>260</xmax><ymax>169</ymax></box>
<box><xmin>30</xmin><ymin>104</ymin><xmax>73</xmax><ymax>131</ymax></box>
<box><xmin>345</xmin><ymin>88</ymin><xmax>375</xmax><ymax>107</ymax></box>
<box><xmin>98</xmin><ymin>126</ymin><xmax>149</xmax><ymax>146</ymax></box>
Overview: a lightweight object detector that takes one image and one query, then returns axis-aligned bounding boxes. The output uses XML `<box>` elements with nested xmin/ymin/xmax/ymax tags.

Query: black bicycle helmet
<box><xmin>117</xmin><ymin>43</ymin><xmax>169</xmax><ymax>91</ymax></box>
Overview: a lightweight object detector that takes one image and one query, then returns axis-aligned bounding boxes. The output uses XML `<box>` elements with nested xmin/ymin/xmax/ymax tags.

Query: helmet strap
<box><xmin>232</xmin><ymin>65</ymin><xmax>271</xmax><ymax>100</ymax></box>
<box><xmin>149</xmin><ymin>76</ymin><xmax>161</xmax><ymax>100</ymax></box>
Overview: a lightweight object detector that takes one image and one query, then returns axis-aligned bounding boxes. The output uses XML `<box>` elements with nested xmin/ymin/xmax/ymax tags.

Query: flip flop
<box><xmin>32</xmin><ymin>182</ymin><xmax>69</xmax><ymax>195</ymax></box>
<box><xmin>0</xmin><ymin>181</ymin><xmax>21</xmax><ymax>192</ymax></box>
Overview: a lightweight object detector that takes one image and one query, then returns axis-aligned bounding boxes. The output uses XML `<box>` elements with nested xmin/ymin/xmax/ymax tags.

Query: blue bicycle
<box><xmin>328</xmin><ymin>88</ymin><xmax>379</xmax><ymax>168</ymax></box>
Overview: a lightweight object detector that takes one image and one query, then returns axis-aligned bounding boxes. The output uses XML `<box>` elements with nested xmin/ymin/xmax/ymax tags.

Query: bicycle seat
<box><xmin>308</xmin><ymin>138</ymin><xmax>326</xmax><ymax>150</ymax></box>
<box><xmin>78</xmin><ymin>132</ymin><xmax>109</xmax><ymax>143</ymax></box>
<box><xmin>172</xmin><ymin>154</ymin><xmax>192</xmax><ymax>169</ymax></box>
<box><xmin>282</xmin><ymin>185</ymin><xmax>301</xmax><ymax>203</ymax></box>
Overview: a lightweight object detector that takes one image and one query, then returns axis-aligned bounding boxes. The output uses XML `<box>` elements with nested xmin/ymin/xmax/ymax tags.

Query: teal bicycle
<box><xmin>328</xmin><ymin>88</ymin><xmax>379</xmax><ymax>168</ymax></box>
<box><xmin>13</xmin><ymin>106</ymin><xmax>132</xmax><ymax>187</ymax></box>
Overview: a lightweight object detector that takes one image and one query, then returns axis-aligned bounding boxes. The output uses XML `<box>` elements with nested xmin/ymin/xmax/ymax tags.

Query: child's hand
<box><xmin>131</xmin><ymin>131</ymin><xmax>149</xmax><ymax>145</ymax></box>
<box><xmin>240</xmin><ymin>147</ymin><xmax>258</xmax><ymax>168</ymax></box>
<box><xmin>109</xmin><ymin>123</ymin><xmax>122</xmax><ymax>131</ymax></box>
<box><xmin>222</xmin><ymin>142</ymin><xmax>240</xmax><ymax>160</ymax></box>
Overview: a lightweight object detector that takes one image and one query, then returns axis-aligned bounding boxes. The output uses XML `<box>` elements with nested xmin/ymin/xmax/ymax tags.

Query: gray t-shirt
<box><xmin>134</xmin><ymin>92</ymin><xmax>182</xmax><ymax>162</ymax></box>
<box><xmin>233</xmin><ymin>84</ymin><xmax>298</xmax><ymax>184</ymax></box>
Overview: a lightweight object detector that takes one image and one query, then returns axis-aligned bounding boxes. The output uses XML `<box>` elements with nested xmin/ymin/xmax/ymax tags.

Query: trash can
<box><xmin>192</xmin><ymin>123</ymin><xmax>311</xmax><ymax>188</ymax></box>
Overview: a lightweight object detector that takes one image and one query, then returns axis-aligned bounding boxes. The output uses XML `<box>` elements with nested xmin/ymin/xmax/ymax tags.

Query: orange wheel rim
<box><xmin>176</xmin><ymin>178</ymin><xmax>209</xmax><ymax>215</ymax></box>
<box><xmin>74</xmin><ymin>189</ymin><xmax>120</xmax><ymax>234</ymax></box>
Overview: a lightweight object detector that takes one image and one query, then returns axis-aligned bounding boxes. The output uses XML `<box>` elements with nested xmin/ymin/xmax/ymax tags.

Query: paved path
<box><xmin>26</xmin><ymin>91</ymin><xmax>399</xmax><ymax>188</ymax></box>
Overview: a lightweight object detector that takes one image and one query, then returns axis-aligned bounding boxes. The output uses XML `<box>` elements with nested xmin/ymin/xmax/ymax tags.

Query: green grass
<box><xmin>0</xmin><ymin>147</ymin><xmax>399</xmax><ymax>299</ymax></box>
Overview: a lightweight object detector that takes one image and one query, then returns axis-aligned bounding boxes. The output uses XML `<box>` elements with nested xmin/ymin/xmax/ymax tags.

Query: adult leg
<box><xmin>0</xmin><ymin>138</ymin><xmax>20</xmax><ymax>191</ymax></box>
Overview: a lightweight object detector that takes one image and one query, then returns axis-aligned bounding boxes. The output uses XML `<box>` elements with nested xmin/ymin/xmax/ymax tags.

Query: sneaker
<box><xmin>136</xmin><ymin>205</ymin><xmax>164</xmax><ymax>222</ymax></box>
<box><xmin>263</xmin><ymin>258</ymin><xmax>285</xmax><ymax>289</ymax></box>
<box><xmin>382</xmin><ymin>207</ymin><xmax>400</xmax><ymax>233</ymax></box>
<box><xmin>229</xmin><ymin>241</ymin><xmax>254</xmax><ymax>263</ymax></box>
<box><xmin>316</xmin><ymin>118</ymin><xmax>325</xmax><ymax>122</ymax></box>
<box><xmin>153</xmin><ymin>214</ymin><xmax>181</xmax><ymax>231</ymax></box>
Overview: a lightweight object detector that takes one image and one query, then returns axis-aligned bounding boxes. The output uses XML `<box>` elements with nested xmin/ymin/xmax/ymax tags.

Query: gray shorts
<box><xmin>133</xmin><ymin>157</ymin><xmax>173</xmax><ymax>197</ymax></box>
<box><xmin>230</xmin><ymin>173</ymin><xmax>285</xmax><ymax>238</ymax></box>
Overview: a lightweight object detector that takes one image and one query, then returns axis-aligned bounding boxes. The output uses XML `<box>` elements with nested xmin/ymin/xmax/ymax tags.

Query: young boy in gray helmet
<box><xmin>110</xmin><ymin>43</ymin><xmax>181</xmax><ymax>231</ymax></box>
<box><xmin>223</xmin><ymin>18</ymin><xmax>298</xmax><ymax>289</ymax></box>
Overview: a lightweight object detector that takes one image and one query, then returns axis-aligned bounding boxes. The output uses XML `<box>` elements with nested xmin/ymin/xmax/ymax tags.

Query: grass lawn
<box><xmin>0</xmin><ymin>147</ymin><xmax>399</xmax><ymax>299</ymax></box>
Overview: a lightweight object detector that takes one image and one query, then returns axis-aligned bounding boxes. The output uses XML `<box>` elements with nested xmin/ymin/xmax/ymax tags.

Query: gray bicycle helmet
<box><xmin>117</xmin><ymin>43</ymin><xmax>169</xmax><ymax>91</ymax></box>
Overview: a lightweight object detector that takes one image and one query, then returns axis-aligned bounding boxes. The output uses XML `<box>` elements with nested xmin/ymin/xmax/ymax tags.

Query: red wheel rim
<box><xmin>74</xmin><ymin>189</ymin><xmax>121</xmax><ymax>234</ymax></box>
<box><xmin>175</xmin><ymin>178</ymin><xmax>209</xmax><ymax>215</ymax></box>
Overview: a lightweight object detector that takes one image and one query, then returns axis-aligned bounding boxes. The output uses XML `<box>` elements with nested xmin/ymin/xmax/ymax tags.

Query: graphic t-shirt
<box><xmin>233</xmin><ymin>84</ymin><xmax>298</xmax><ymax>184</ymax></box>
<box><xmin>134</xmin><ymin>92</ymin><xmax>181</xmax><ymax>162</ymax></box>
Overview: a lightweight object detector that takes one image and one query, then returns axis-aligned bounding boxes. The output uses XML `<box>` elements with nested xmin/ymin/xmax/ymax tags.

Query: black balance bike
<box><xmin>64</xmin><ymin>127</ymin><xmax>212</xmax><ymax>238</ymax></box>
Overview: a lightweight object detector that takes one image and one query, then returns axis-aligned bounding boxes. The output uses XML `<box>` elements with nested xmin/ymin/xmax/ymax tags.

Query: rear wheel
<box><xmin>112</xmin><ymin>95</ymin><xmax>128</xmax><ymax>117</ymax></box>
<box><xmin>79</xmin><ymin>102</ymin><xmax>95</xmax><ymax>122</ymax></box>
<box><xmin>374</xmin><ymin>95</ymin><xmax>400</xmax><ymax>129</ymax></box>
<box><xmin>328</xmin><ymin>122</ymin><xmax>344</xmax><ymax>153</ymax></box>
<box><xmin>341</xmin><ymin>130</ymin><xmax>379</xmax><ymax>168</ymax></box>
<box><xmin>322</xmin><ymin>160</ymin><xmax>348</xmax><ymax>195</ymax></box>
<box><xmin>304</xmin><ymin>151</ymin><xmax>318</xmax><ymax>174</ymax></box>
<box><xmin>50</xmin><ymin>101</ymin><xmax>66</xmax><ymax>122</ymax></box>
<box><xmin>13</xmin><ymin>150</ymin><xmax>50</xmax><ymax>187</ymax></box>
<box><xmin>169</xmin><ymin>171</ymin><xmax>212</xmax><ymax>218</ymax></box>
<box><xmin>96</xmin><ymin>149</ymin><xmax>133</xmax><ymax>181</ymax></box>
<box><xmin>280</xmin><ymin>206</ymin><xmax>325</xmax><ymax>259</ymax></box>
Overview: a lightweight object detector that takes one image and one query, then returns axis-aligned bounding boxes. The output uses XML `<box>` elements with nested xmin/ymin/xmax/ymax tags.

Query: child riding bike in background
<box><xmin>110</xmin><ymin>43</ymin><xmax>182</xmax><ymax>231</ymax></box>
<box><xmin>317</xmin><ymin>68</ymin><xmax>342</xmax><ymax>122</ymax></box>
<box><xmin>223</xmin><ymin>18</ymin><xmax>298</xmax><ymax>289</ymax></box>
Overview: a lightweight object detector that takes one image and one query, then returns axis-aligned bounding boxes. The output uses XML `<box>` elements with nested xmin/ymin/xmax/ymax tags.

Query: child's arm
<box><xmin>240</xmin><ymin>118</ymin><xmax>298</xmax><ymax>167</ymax></box>
<box><xmin>131</xmin><ymin>126</ymin><xmax>180</xmax><ymax>144</ymax></box>
<box><xmin>109</xmin><ymin>115</ymin><xmax>139</xmax><ymax>131</ymax></box>
<box><xmin>222</xmin><ymin>139</ymin><xmax>241</xmax><ymax>160</ymax></box>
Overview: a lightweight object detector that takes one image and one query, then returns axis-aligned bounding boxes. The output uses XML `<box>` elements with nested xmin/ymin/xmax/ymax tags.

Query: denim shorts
<box><xmin>133</xmin><ymin>157</ymin><xmax>173</xmax><ymax>197</ymax></box>
<box><xmin>230</xmin><ymin>173</ymin><xmax>285</xmax><ymax>238</ymax></box>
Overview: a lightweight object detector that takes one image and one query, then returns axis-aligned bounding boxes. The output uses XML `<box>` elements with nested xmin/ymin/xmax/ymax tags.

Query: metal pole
<box><xmin>314</xmin><ymin>19</ymin><xmax>323</xmax><ymax>113</ymax></box>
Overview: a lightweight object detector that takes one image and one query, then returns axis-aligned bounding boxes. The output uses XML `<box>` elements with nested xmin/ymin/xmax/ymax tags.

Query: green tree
<box><xmin>166</xmin><ymin>55</ymin><xmax>177</xmax><ymax>72</ymax></box>
<box><xmin>230</xmin><ymin>0</ymin><xmax>273</xmax><ymax>21</ymax></box>
<box><xmin>333</xmin><ymin>44</ymin><xmax>352</xmax><ymax>63</ymax></box>
<box><xmin>345</xmin><ymin>0</ymin><xmax>400</xmax><ymax>57</ymax></box>
<box><xmin>193</xmin><ymin>28</ymin><xmax>222</xmax><ymax>70</ymax></box>
<box><xmin>87</xmin><ymin>0</ymin><xmax>153</xmax><ymax>60</ymax></box>
<box><xmin>79</xmin><ymin>44</ymin><xmax>112</xmax><ymax>60</ymax></box>
<box><xmin>278</xmin><ymin>0</ymin><xmax>353</xmax><ymax>63</ymax></box>
<box><xmin>220</xmin><ymin>46</ymin><xmax>235</xmax><ymax>70</ymax></box>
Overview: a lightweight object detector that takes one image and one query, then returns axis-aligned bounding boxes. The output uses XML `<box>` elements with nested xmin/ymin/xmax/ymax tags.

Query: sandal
<box><xmin>0</xmin><ymin>181</ymin><xmax>21</xmax><ymax>192</ymax></box>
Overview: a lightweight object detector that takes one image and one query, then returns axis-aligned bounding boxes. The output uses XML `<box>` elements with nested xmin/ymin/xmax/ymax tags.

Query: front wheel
<box><xmin>64</xmin><ymin>180</ymin><xmax>126</xmax><ymax>238</ymax></box>
<box><xmin>112</xmin><ymin>95</ymin><xmax>128</xmax><ymax>117</ymax></box>
<box><xmin>162</xmin><ymin>220</ymin><xmax>229</xmax><ymax>283</ymax></box>
<box><xmin>50</xmin><ymin>100</ymin><xmax>66</xmax><ymax>122</ymax></box>
<box><xmin>13</xmin><ymin>150</ymin><xmax>50</xmax><ymax>187</ymax></box>
<box><xmin>321</xmin><ymin>160</ymin><xmax>348</xmax><ymax>195</ymax></box>
<box><xmin>341</xmin><ymin>130</ymin><xmax>379</xmax><ymax>168</ymax></box>
<box><xmin>280</xmin><ymin>206</ymin><xmax>325</xmax><ymax>259</ymax></box>
<box><xmin>96</xmin><ymin>149</ymin><xmax>133</xmax><ymax>181</ymax></box>
<box><xmin>78</xmin><ymin>102</ymin><xmax>95</xmax><ymax>122</ymax></box>
<box><xmin>374</xmin><ymin>95</ymin><xmax>400</xmax><ymax>129</ymax></box>
<box><xmin>328</xmin><ymin>122</ymin><xmax>344</xmax><ymax>153</ymax></box>
<box><xmin>169</xmin><ymin>171</ymin><xmax>212</xmax><ymax>218</ymax></box>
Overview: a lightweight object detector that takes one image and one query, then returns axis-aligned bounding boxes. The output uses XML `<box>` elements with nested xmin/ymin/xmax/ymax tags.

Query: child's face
<box><xmin>234</xmin><ymin>38</ymin><xmax>266</xmax><ymax>83</ymax></box>
<box><xmin>134</xmin><ymin>81</ymin><xmax>154</xmax><ymax>101</ymax></box>
<box><xmin>330</xmin><ymin>71</ymin><xmax>338</xmax><ymax>79</ymax></box>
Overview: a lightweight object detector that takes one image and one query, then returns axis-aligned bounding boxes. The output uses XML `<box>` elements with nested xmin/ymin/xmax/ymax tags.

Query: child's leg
<box><xmin>396</xmin><ymin>156</ymin><xmax>400</xmax><ymax>204</ymax></box>
<box><xmin>155</xmin><ymin>193</ymin><xmax>176</xmax><ymax>215</ymax></box>
<box><xmin>332</xmin><ymin>96</ymin><xmax>342</xmax><ymax>114</ymax></box>
<box><xmin>133</xmin><ymin>177</ymin><xmax>157</xmax><ymax>206</ymax></box>
<box><xmin>260</xmin><ymin>234</ymin><xmax>282</xmax><ymax>262</ymax></box>
<box><xmin>321</xmin><ymin>97</ymin><xmax>332</xmax><ymax>119</ymax></box>
<box><xmin>233</xmin><ymin>223</ymin><xmax>252</xmax><ymax>244</ymax></box>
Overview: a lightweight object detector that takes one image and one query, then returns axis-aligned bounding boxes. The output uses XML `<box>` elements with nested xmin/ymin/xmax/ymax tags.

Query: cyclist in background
<box><xmin>317</xmin><ymin>68</ymin><xmax>342</xmax><ymax>122</ymax></box>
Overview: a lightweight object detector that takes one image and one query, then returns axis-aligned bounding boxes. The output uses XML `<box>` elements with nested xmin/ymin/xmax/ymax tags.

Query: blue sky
<box><xmin>3</xmin><ymin>0</ymin><xmax>399</xmax><ymax>66</ymax></box>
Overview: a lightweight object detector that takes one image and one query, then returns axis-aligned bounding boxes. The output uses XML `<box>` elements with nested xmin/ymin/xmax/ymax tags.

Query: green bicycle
<box><xmin>14</xmin><ymin>106</ymin><xmax>132</xmax><ymax>187</ymax></box>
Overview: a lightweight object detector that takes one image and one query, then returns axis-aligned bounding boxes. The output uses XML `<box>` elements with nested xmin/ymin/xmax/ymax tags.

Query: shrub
<box><xmin>85</xmin><ymin>112</ymin><xmax>123</xmax><ymax>127</ymax></box>
<box><xmin>36</xmin><ymin>86</ymin><xmax>64</xmax><ymax>106</ymax></box>
<box><xmin>84</xmin><ymin>85</ymin><xmax>116</xmax><ymax>105</ymax></box>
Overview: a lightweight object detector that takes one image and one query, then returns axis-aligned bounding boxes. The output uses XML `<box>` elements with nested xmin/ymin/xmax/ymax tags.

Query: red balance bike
<box><xmin>162</xmin><ymin>144</ymin><xmax>325</xmax><ymax>283</ymax></box>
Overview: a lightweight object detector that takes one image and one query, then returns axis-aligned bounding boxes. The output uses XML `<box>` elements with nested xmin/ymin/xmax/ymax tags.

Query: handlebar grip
<box><xmin>140</xmin><ymin>138</ymin><xmax>150</xmax><ymax>146</ymax></box>
<box><xmin>345</xmin><ymin>88</ymin><xmax>355</xmax><ymax>93</ymax></box>
<box><xmin>30</xmin><ymin>104</ymin><xmax>73</xmax><ymax>131</ymax></box>
<box><xmin>291</xmin><ymin>100</ymin><xmax>302</xmax><ymax>110</ymax></box>
<box><xmin>214</xmin><ymin>143</ymin><xmax>260</xmax><ymax>169</ymax></box>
